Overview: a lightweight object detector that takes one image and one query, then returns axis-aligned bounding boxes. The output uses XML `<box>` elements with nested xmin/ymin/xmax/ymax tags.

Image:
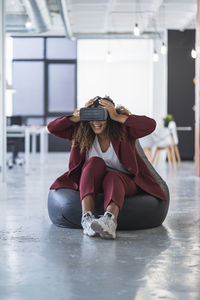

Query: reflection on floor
<box><xmin>0</xmin><ymin>153</ymin><xmax>200</xmax><ymax>300</ymax></box>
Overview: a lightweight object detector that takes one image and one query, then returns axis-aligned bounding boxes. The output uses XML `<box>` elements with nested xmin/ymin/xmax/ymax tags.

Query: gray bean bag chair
<box><xmin>48</xmin><ymin>141</ymin><xmax>169</xmax><ymax>230</ymax></box>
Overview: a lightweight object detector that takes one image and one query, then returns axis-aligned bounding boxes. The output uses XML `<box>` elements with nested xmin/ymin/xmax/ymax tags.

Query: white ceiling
<box><xmin>6</xmin><ymin>0</ymin><xmax>197</xmax><ymax>38</ymax></box>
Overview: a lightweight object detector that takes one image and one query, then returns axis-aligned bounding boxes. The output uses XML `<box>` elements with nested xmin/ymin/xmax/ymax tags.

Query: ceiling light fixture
<box><xmin>133</xmin><ymin>23</ymin><xmax>140</xmax><ymax>36</ymax></box>
<box><xmin>6</xmin><ymin>81</ymin><xmax>16</xmax><ymax>94</ymax></box>
<box><xmin>106</xmin><ymin>50</ymin><xmax>113</xmax><ymax>63</ymax></box>
<box><xmin>161</xmin><ymin>42</ymin><xmax>167</xmax><ymax>55</ymax></box>
<box><xmin>25</xmin><ymin>21</ymin><xmax>32</xmax><ymax>29</ymax></box>
<box><xmin>153</xmin><ymin>50</ymin><xmax>159</xmax><ymax>62</ymax></box>
<box><xmin>191</xmin><ymin>49</ymin><xmax>197</xmax><ymax>59</ymax></box>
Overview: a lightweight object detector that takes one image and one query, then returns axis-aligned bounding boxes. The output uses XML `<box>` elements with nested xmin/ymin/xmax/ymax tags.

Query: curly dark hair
<box><xmin>73</xmin><ymin>96</ymin><xmax>131</xmax><ymax>156</ymax></box>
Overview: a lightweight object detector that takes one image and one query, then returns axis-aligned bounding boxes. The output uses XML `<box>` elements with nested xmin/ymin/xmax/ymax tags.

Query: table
<box><xmin>7</xmin><ymin>126</ymin><xmax>49</xmax><ymax>174</ymax></box>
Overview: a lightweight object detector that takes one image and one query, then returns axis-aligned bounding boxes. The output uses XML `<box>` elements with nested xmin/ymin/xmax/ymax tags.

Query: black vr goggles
<box><xmin>80</xmin><ymin>96</ymin><xmax>114</xmax><ymax>121</ymax></box>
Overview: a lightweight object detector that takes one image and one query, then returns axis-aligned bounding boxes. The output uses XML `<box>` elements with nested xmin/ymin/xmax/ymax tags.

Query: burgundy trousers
<box><xmin>79</xmin><ymin>156</ymin><xmax>139</xmax><ymax>211</ymax></box>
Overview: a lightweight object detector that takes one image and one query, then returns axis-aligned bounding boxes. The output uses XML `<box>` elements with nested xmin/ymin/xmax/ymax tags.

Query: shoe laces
<box><xmin>99</xmin><ymin>212</ymin><xmax>117</xmax><ymax>225</ymax></box>
<box><xmin>104</xmin><ymin>212</ymin><xmax>113</xmax><ymax>218</ymax></box>
<box><xmin>82</xmin><ymin>211</ymin><xmax>94</xmax><ymax>223</ymax></box>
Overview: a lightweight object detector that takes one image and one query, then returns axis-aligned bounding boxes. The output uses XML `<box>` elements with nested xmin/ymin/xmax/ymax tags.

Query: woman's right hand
<box><xmin>69</xmin><ymin>108</ymin><xmax>80</xmax><ymax>123</ymax></box>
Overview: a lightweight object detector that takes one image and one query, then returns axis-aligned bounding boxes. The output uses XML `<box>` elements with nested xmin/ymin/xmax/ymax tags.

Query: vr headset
<box><xmin>80</xmin><ymin>96</ymin><xmax>108</xmax><ymax>121</ymax></box>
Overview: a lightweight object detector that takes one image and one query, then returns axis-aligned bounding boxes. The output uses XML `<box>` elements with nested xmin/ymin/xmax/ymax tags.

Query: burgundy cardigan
<box><xmin>47</xmin><ymin>114</ymin><xmax>168</xmax><ymax>201</ymax></box>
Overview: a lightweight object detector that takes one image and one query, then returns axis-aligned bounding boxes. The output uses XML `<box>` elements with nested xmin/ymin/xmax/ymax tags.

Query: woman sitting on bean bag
<box><xmin>47</xmin><ymin>96</ymin><xmax>168</xmax><ymax>239</ymax></box>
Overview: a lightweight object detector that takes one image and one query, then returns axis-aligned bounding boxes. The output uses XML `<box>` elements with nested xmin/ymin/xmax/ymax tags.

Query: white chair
<box><xmin>152</xmin><ymin>123</ymin><xmax>177</xmax><ymax>169</ymax></box>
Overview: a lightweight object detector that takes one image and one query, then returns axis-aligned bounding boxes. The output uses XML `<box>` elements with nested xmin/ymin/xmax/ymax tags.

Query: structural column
<box><xmin>195</xmin><ymin>0</ymin><xmax>200</xmax><ymax>176</ymax></box>
<box><xmin>0</xmin><ymin>0</ymin><xmax>6</xmax><ymax>182</ymax></box>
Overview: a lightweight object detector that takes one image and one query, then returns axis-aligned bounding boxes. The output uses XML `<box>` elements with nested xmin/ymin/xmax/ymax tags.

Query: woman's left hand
<box><xmin>99</xmin><ymin>100</ymin><xmax>118</xmax><ymax>121</ymax></box>
<box><xmin>100</xmin><ymin>99</ymin><xmax>128</xmax><ymax>124</ymax></box>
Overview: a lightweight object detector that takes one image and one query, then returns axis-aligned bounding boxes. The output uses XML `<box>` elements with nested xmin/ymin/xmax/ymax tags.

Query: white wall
<box><xmin>0</xmin><ymin>0</ymin><xmax>6</xmax><ymax>183</ymax></box>
<box><xmin>152</xmin><ymin>37</ymin><xmax>168</xmax><ymax>125</ymax></box>
<box><xmin>5</xmin><ymin>36</ymin><xmax>14</xmax><ymax>116</ymax></box>
<box><xmin>77</xmin><ymin>38</ymin><xmax>167</xmax><ymax>125</ymax></box>
<box><xmin>77</xmin><ymin>39</ymin><xmax>154</xmax><ymax>117</ymax></box>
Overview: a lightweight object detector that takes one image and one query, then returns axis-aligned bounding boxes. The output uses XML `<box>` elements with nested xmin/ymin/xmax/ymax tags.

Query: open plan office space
<box><xmin>0</xmin><ymin>0</ymin><xmax>200</xmax><ymax>299</ymax></box>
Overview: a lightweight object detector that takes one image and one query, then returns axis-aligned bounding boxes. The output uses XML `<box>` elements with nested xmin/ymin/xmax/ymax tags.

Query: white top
<box><xmin>87</xmin><ymin>136</ymin><xmax>131</xmax><ymax>174</ymax></box>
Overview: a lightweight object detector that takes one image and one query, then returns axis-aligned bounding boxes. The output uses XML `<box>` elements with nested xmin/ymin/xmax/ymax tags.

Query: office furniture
<box><xmin>7</xmin><ymin>126</ymin><xmax>49</xmax><ymax>174</ymax></box>
<box><xmin>7</xmin><ymin>116</ymin><xmax>24</xmax><ymax>167</ymax></box>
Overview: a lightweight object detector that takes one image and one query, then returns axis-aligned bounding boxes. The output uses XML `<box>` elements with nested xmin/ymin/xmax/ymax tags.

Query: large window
<box><xmin>12</xmin><ymin>37</ymin><xmax>77</xmax><ymax>126</ymax></box>
<box><xmin>48</xmin><ymin>63</ymin><xmax>76</xmax><ymax>113</ymax></box>
<box><xmin>13</xmin><ymin>61</ymin><xmax>44</xmax><ymax>115</ymax></box>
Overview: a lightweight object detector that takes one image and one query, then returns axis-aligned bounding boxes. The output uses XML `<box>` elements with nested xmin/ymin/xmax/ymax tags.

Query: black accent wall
<box><xmin>168</xmin><ymin>30</ymin><xmax>195</xmax><ymax>160</ymax></box>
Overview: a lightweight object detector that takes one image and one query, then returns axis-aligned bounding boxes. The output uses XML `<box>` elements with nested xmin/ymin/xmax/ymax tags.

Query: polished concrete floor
<box><xmin>0</xmin><ymin>153</ymin><xmax>200</xmax><ymax>300</ymax></box>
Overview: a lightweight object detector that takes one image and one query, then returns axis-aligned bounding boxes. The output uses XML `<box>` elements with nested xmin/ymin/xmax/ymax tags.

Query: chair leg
<box><xmin>166</xmin><ymin>147</ymin><xmax>172</xmax><ymax>169</ymax></box>
<box><xmin>170</xmin><ymin>145</ymin><xmax>177</xmax><ymax>169</ymax></box>
<box><xmin>152</xmin><ymin>148</ymin><xmax>158</xmax><ymax>166</ymax></box>
<box><xmin>144</xmin><ymin>148</ymin><xmax>152</xmax><ymax>162</ymax></box>
<box><xmin>155</xmin><ymin>149</ymin><xmax>161</xmax><ymax>167</ymax></box>
<box><xmin>174</xmin><ymin>144</ymin><xmax>182</xmax><ymax>168</ymax></box>
<box><xmin>152</xmin><ymin>148</ymin><xmax>158</xmax><ymax>163</ymax></box>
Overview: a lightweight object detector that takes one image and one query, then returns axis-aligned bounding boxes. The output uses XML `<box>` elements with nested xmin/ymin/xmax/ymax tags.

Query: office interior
<box><xmin>0</xmin><ymin>1</ymin><xmax>200</xmax><ymax>299</ymax></box>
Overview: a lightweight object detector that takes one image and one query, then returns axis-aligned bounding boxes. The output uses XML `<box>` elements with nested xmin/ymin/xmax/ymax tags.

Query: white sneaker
<box><xmin>81</xmin><ymin>211</ymin><xmax>97</xmax><ymax>237</ymax></box>
<box><xmin>91</xmin><ymin>212</ymin><xmax>117</xmax><ymax>239</ymax></box>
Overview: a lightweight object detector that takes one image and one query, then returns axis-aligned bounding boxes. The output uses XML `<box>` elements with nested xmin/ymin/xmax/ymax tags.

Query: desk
<box><xmin>7</xmin><ymin>126</ymin><xmax>49</xmax><ymax>174</ymax></box>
